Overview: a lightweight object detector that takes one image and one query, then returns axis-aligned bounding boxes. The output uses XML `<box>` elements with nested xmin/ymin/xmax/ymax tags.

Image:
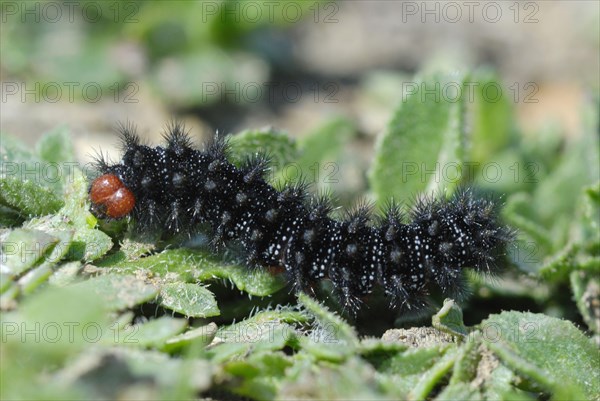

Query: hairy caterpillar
<box><xmin>89</xmin><ymin>123</ymin><xmax>513</xmax><ymax>314</ymax></box>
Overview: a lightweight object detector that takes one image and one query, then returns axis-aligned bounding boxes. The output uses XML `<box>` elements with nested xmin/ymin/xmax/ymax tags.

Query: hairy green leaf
<box><xmin>70</xmin><ymin>274</ymin><xmax>159</xmax><ymax>311</ymax></box>
<box><xmin>159</xmin><ymin>283</ymin><xmax>220</xmax><ymax>318</ymax></box>
<box><xmin>103</xmin><ymin>248</ymin><xmax>286</xmax><ymax>296</ymax></box>
<box><xmin>228</xmin><ymin>127</ymin><xmax>299</xmax><ymax>176</ymax></box>
<box><xmin>481</xmin><ymin>311</ymin><xmax>599</xmax><ymax>400</ymax></box>
<box><xmin>369</xmin><ymin>73</ymin><xmax>466</xmax><ymax>205</ymax></box>
<box><xmin>0</xmin><ymin>178</ymin><xmax>64</xmax><ymax>217</ymax></box>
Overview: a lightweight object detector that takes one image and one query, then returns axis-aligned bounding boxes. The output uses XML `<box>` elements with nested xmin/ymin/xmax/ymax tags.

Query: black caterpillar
<box><xmin>90</xmin><ymin>123</ymin><xmax>513</xmax><ymax>314</ymax></box>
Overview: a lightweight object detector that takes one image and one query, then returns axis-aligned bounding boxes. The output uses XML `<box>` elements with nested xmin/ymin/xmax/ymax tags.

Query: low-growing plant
<box><xmin>1</xmin><ymin>72</ymin><xmax>598</xmax><ymax>400</ymax></box>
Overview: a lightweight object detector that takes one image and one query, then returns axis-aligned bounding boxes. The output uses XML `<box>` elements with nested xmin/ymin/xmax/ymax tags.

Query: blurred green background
<box><xmin>2</xmin><ymin>0</ymin><xmax>598</xmax><ymax>153</ymax></box>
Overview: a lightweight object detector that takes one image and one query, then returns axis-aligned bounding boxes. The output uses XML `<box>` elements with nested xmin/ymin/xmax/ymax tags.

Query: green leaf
<box><xmin>12</xmin><ymin>229</ymin><xmax>75</xmax><ymax>296</ymax></box>
<box><xmin>217</xmin><ymin>311</ymin><xmax>299</xmax><ymax>353</ymax></box>
<box><xmin>57</xmin><ymin>168</ymin><xmax>98</xmax><ymax>225</ymax></box>
<box><xmin>48</xmin><ymin>261</ymin><xmax>82</xmax><ymax>287</ymax></box>
<box><xmin>1</xmin><ymin>133</ymin><xmax>40</xmax><ymax>165</ymax></box>
<box><xmin>0</xmin><ymin>273</ymin><xmax>12</xmax><ymax>294</ymax></box>
<box><xmin>0</xmin><ymin>128</ymin><xmax>77</xmax><ymax>195</ymax></box>
<box><xmin>1</xmin><ymin>228</ymin><xmax>59</xmax><ymax>277</ymax></box>
<box><xmin>503</xmin><ymin>193</ymin><xmax>554</xmax><ymax>273</ymax></box>
<box><xmin>483</xmin><ymin>363</ymin><xmax>535</xmax><ymax>401</ymax></box>
<box><xmin>294</xmin><ymin>118</ymin><xmax>356</xmax><ymax>194</ymax></box>
<box><xmin>536</xmin><ymin>182</ymin><xmax>600</xmax><ymax>280</ymax></box>
<box><xmin>0</xmin><ymin>284</ymin><xmax>19</xmax><ymax>309</ymax></box>
<box><xmin>0</xmin><ymin>178</ymin><xmax>64</xmax><ymax>217</ymax></box>
<box><xmin>104</xmin><ymin>248</ymin><xmax>286</xmax><ymax>296</ymax></box>
<box><xmin>297</xmin><ymin>292</ymin><xmax>359</xmax><ymax>347</ymax></box>
<box><xmin>279</xmin><ymin>356</ymin><xmax>397</xmax><ymax>400</ymax></box>
<box><xmin>570</xmin><ymin>270</ymin><xmax>600</xmax><ymax>335</ymax></box>
<box><xmin>0</xmin><ymin>204</ymin><xmax>25</xmax><ymax>227</ymax></box>
<box><xmin>69</xmin><ymin>228</ymin><xmax>114</xmax><ymax>261</ymax></box>
<box><xmin>369</xmin><ymin>73</ymin><xmax>466</xmax><ymax>205</ymax></box>
<box><xmin>208</xmin><ymin>311</ymin><xmax>301</xmax><ymax>366</ymax></box>
<box><xmin>8</xmin><ymin>284</ymin><xmax>110</xmax><ymax>363</ymax></box>
<box><xmin>151</xmin><ymin>50</ymin><xmax>268</xmax><ymax>107</ymax></box>
<box><xmin>35</xmin><ymin>36</ymin><xmax>125</xmax><ymax>91</ymax></box>
<box><xmin>207</xmin><ymin>0</ymin><xmax>318</xmax><ymax>44</ymax></box>
<box><xmin>113</xmin><ymin>348</ymin><xmax>213</xmax><ymax>394</ymax></box>
<box><xmin>436</xmin><ymin>382</ymin><xmax>482</xmax><ymax>401</ymax></box>
<box><xmin>432</xmin><ymin>298</ymin><xmax>469</xmax><ymax>337</ymax></box>
<box><xmin>206</xmin><ymin>342</ymin><xmax>254</xmax><ymax>364</ymax></box>
<box><xmin>216</xmin><ymin>308</ymin><xmax>307</xmax><ymax>340</ymax></box>
<box><xmin>537</xmin><ymin>242</ymin><xmax>578</xmax><ymax>279</ymax></box>
<box><xmin>70</xmin><ymin>274</ymin><xmax>159</xmax><ymax>311</ymax></box>
<box><xmin>118</xmin><ymin>236</ymin><xmax>160</xmax><ymax>260</ymax></box>
<box><xmin>296</xmin><ymin>118</ymin><xmax>354</xmax><ymax>171</ymax></box>
<box><xmin>469</xmin><ymin>70</ymin><xmax>515</xmax><ymax>164</ymax></box>
<box><xmin>480</xmin><ymin>311</ymin><xmax>599</xmax><ymax>399</ymax></box>
<box><xmin>296</xmin><ymin>294</ymin><xmax>359</xmax><ymax>362</ymax></box>
<box><xmin>365</xmin><ymin>344</ymin><xmax>453</xmax><ymax>398</ymax></box>
<box><xmin>17</xmin><ymin>265</ymin><xmax>52</xmax><ymax>295</ymax></box>
<box><xmin>111</xmin><ymin>316</ymin><xmax>188</xmax><ymax>348</ymax></box>
<box><xmin>36</xmin><ymin>127</ymin><xmax>75</xmax><ymax>164</ymax></box>
<box><xmin>163</xmin><ymin>322</ymin><xmax>218</xmax><ymax>353</ymax></box>
<box><xmin>379</xmin><ymin>345</ymin><xmax>450</xmax><ymax>375</ymax></box>
<box><xmin>581</xmin><ymin>182</ymin><xmax>600</xmax><ymax>252</ymax></box>
<box><xmin>1</xmin><ymin>132</ymin><xmax>70</xmax><ymax>195</ymax></box>
<box><xmin>25</xmin><ymin>168</ymin><xmax>113</xmax><ymax>262</ymax></box>
<box><xmin>358</xmin><ymin>338</ymin><xmax>409</xmax><ymax>368</ymax></box>
<box><xmin>159</xmin><ymin>282</ymin><xmax>220</xmax><ymax>317</ymax></box>
<box><xmin>473</xmin><ymin>149</ymin><xmax>534</xmax><ymax>194</ymax></box>
<box><xmin>586</xmin><ymin>182</ymin><xmax>600</xmax><ymax>204</ymax></box>
<box><xmin>533</xmin><ymin>139</ymin><xmax>599</xmax><ymax>226</ymax></box>
<box><xmin>299</xmin><ymin>334</ymin><xmax>350</xmax><ymax>362</ymax></box>
<box><xmin>37</xmin><ymin>230</ymin><xmax>74</xmax><ymax>267</ymax></box>
<box><xmin>409</xmin><ymin>347</ymin><xmax>458</xmax><ymax>400</ymax></box>
<box><xmin>225</xmin><ymin>351</ymin><xmax>292</xmax><ymax>400</ymax></box>
<box><xmin>228</xmin><ymin>127</ymin><xmax>299</xmax><ymax>177</ymax></box>
<box><xmin>447</xmin><ymin>334</ymin><xmax>481</xmax><ymax>385</ymax></box>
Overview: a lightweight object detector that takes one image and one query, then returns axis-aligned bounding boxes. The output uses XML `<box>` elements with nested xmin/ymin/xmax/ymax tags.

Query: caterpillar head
<box><xmin>89</xmin><ymin>174</ymin><xmax>136</xmax><ymax>219</ymax></box>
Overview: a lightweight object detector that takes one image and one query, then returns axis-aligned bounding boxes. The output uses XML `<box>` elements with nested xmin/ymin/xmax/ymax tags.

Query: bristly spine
<box><xmin>89</xmin><ymin>123</ymin><xmax>514</xmax><ymax>314</ymax></box>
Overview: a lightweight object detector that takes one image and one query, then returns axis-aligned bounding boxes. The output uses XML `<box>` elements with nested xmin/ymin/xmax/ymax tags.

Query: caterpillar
<box><xmin>89</xmin><ymin>123</ymin><xmax>513</xmax><ymax>314</ymax></box>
